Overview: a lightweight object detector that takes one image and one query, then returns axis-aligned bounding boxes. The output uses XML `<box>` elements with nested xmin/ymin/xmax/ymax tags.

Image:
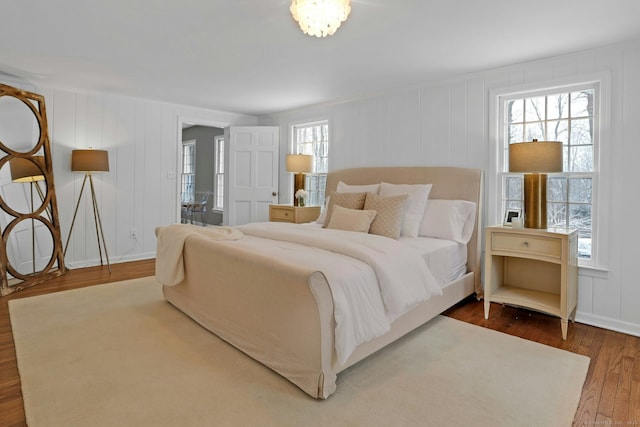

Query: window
<box><xmin>499</xmin><ymin>83</ymin><xmax>599</xmax><ymax>263</ymax></box>
<box><xmin>292</xmin><ymin>120</ymin><xmax>329</xmax><ymax>206</ymax></box>
<box><xmin>214</xmin><ymin>135</ymin><xmax>224</xmax><ymax>210</ymax></box>
<box><xmin>181</xmin><ymin>141</ymin><xmax>195</xmax><ymax>202</ymax></box>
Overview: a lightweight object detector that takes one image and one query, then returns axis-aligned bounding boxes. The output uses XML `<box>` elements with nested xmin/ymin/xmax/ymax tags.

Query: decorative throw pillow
<box><xmin>378</xmin><ymin>182</ymin><xmax>432</xmax><ymax>237</ymax></box>
<box><xmin>322</xmin><ymin>192</ymin><xmax>367</xmax><ymax>228</ymax></box>
<box><xmin>418</xmin><ymin>199</ymin><xmax>477</xmax><ymax>244</ymax></box>
<box><xmin>327</xmin><ymin>205</ymin><xmax>377</xmax><ymax>233</ymax></box>
<box><xmin>337</xmin><ymin>181</ymin><xmax>381</xmax><ymax>194</ymax></box>
<box><xmin>364</xmin><ymin>193</ymin><xmax>408</xmax><ymax>239</ymax></box>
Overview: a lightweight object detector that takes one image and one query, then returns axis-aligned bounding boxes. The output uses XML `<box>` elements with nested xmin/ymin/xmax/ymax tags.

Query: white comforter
<box><xmin>236</xmin><ymin>222</ymin><xmax>442</xmax><ymax>364</ymax></box>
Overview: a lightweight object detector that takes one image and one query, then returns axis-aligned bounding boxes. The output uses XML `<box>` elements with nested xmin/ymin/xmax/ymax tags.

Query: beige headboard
<box><xmin>326</xmin><ymin>166</ymin><xmax>484</xmax><ymax>295</ymax></box>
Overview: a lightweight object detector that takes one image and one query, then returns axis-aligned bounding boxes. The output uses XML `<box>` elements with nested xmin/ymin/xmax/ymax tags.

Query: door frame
<box><xmin>175</xmin><ymin>116</ymin><xmax>229</xmax><ymax>224</ymax></box>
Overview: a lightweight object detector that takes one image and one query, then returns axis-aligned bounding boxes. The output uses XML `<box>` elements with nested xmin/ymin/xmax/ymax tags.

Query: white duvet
<box><xmin>236</xmin><ymin>222</ymin><xmax>442</xmax><ymax>364</ymax></box>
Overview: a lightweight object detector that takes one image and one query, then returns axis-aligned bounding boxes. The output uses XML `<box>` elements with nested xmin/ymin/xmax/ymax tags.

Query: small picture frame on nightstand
<box><xmin>504</xmin><ymin>208</ymin><xmax>522</xmax><ymax>226</ymax></box>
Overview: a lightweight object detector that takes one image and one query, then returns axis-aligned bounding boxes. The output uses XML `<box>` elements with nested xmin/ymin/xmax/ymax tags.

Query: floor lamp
<box><xmin>286</xmin><ymin>154</ymin><xmax>313</xmax><ymax>206</ymax></box>
<box><xmin>9</xmin><ymin>156</ymin><xmax>47</xmax><ymax>274</ymax></box>
<box><xmin>64</xmin><ymin>149</ymin><xmax>111</xmax><ymax>272</ymax></box>
<box><xmin>509</xmin><ymin>140</ymin><xmax>563</xmax><ymax>229</ymax></box>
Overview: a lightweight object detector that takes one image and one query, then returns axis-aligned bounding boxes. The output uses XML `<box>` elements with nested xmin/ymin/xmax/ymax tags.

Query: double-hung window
<box><xmin>181</xmin><ymin>141</ymin><xmax>196</xmax><ymax>202</ymax></box>
<box><xmin>498</xmin><ymin>82</ymin><xmax>600</xmax><ymax>264</ymax></box>
<box><xmin>214</xmin><ymin>135</ymin><xmax>224</xmax><ymax>210</ymax></box>
<box><xmin>292</xmin><ymin>120</ymin><xmax>329</xmax><ymax>206</ymax></box>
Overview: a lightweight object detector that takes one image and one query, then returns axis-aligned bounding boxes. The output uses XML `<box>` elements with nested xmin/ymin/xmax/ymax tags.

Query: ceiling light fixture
<box><xmin>290</xmin><ymin>0</ymin><xmax>351</xmax><ymax>38</ymax></box>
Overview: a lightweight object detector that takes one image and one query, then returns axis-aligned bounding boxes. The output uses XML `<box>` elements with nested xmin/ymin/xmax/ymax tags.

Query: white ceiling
<box><xmin>2</xmin><ymin>0</ymin><xmax>640</xmax><ymax>116</ymax></box>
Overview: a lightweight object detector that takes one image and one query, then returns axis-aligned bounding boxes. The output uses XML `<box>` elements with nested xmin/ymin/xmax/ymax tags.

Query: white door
<box><xmin>224</xmin><ymin>126</ymin><xmax>279</xmax><ymax>226</ymax></box>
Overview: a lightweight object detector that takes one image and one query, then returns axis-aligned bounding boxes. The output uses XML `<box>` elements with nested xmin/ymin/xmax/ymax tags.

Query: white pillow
<box><xmin>337</xmin><ymin>181</ymin><xmax>381</xmax><ymax>194</ymax></box>
<box><xmin>315</xmin><ymin>196</ymin><xmax>330</xmax><ymax>224</ymax></box>
<box><xmin>378</xmin><ymin>182</ymin><xmax>432</xmax><ymax>237</ymax></box>
<box><xmin>418</xmin><ymin>199</ymin><xmax>477</xmax><ymax>244</ymax></box>
<box><xmin>327</xmin><ymin>205</ymin><xmax>377</xmax><ymax>233</ymax></box>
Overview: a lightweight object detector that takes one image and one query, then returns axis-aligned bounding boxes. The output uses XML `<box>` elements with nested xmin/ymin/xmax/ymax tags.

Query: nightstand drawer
<box><xmin>492</xmin><ymin>232</ymin><xmax>562</xmax><ymax>259</ymax></box>
<box><xmin>270</xmin><ymin>207</ymin><xmax>294</xmax><ymax>221</ymax></box>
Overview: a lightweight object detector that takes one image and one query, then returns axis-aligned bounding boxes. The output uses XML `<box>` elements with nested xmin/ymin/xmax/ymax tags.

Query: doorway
<box><xmin>178</xmin><ymin>118</ymin><xmax>227</xmax><ymax>226</ymax></box>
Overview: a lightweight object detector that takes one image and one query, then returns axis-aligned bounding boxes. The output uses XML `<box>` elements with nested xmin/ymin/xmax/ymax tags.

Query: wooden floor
<box><xmin>1</xmin><ymin>259</ymin><xmax>638</xmax><ymax>426</ymax></box>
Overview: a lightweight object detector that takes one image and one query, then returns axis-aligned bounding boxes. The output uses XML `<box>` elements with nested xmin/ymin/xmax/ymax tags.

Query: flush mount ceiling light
<box><xmin>290</xmin><ymin>0</ymin><xmax>351</xmax><ymax>38</ymax></box>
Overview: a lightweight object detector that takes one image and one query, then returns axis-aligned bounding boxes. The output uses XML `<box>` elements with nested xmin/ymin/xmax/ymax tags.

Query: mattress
<box><xmin>400</xmin><ymin>236</ymin><xmax>468</xmax><ymax>286</ymax></box>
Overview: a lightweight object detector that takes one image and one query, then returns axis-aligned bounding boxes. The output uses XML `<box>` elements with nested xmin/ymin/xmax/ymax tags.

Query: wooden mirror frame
<box><xmin>0</xmin><ymin>84</ymin><xmax>66</xmax><ymax>296</ymax></box>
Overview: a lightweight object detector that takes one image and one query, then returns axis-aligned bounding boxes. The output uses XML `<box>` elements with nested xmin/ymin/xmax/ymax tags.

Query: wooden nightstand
<box><xmin>269</xmin><ymin>204</ymin><xmax>320</xmax><ymax>224</ymax></box>
<box><xmin>484</xmin><ymin>225</ymin><xmax>578</xmax><ymax>339</ymax></box>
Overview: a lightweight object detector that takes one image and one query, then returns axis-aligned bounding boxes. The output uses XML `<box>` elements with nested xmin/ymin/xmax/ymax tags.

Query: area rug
<box><xmin>9</xmin><ymin>277</ymin><xmax>589</xmax><ymax>427</ymax></box>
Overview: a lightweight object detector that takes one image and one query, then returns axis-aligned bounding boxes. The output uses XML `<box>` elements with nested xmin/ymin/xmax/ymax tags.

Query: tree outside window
<box><xmin>292</xmin><ymin>121</ymin><xmax>328</xmax><ymax>206</ymax></box>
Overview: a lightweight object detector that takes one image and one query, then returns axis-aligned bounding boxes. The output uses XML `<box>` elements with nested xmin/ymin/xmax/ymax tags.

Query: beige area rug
<box><xmin>10</xmin><ymin>277</ymin><xmax>589</xmax><ymax>427</ymax></box>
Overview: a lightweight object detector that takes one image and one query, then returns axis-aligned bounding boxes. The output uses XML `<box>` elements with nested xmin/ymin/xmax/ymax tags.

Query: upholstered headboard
<box><xmin>325</xmin><ymin>166</ymin><xmax>484</xmax><ymax>294</ymax></box>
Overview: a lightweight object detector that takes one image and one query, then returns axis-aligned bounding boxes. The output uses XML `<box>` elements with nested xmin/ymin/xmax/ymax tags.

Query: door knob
<box><xmin>272</xmin><ymin>192</ymin><xmax>277</xmax><ymax>196</ymax></box>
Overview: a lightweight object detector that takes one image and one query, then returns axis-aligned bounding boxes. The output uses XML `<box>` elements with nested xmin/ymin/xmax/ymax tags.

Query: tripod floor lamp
<box><xmin>64</xmin><ymin>149</ymin><xmax>111</xmax><ymax>272</ymax></box>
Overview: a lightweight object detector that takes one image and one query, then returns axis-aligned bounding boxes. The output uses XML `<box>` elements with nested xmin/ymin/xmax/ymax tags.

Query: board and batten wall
<box><xmin>260</xmin><ymin>39</ymin><xmax>640</xmax><ymax>337</ymax></box>
<box><xmin>0</xmin><ymin>76</ymin><xmax>257</xmax><ymax>269</ymax></box>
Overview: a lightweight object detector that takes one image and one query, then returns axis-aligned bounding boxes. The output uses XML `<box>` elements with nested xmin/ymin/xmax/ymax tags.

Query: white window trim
<box><xmin>181</xmin><ymin>140</ymin><xmax>196</xmax><ymax>202</ymax></box>
<box><xmin>488</xmin><ymin>72</ymin><xmax>611</xmax><ymax>270</ymax></box>
<box><xmin>289</xmin><ymin>118</ymin><xmax>330</xmax><ymax>206</ymax></box>
<box><xmin>213</xmin><ymin>135</ymin><xmax>224</xmax><ymax>212</ymax></box>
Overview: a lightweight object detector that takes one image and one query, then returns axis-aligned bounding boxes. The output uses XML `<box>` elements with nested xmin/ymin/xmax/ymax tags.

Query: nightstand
<box><xmin>483</xmin><ymin>225</ymin><xmax>578</xmax><ymax>339</ymax></box>
<box><xmin>269</xmin><ymin>204</ymin><xmax>320</xmax><ymax>224</ymax></box>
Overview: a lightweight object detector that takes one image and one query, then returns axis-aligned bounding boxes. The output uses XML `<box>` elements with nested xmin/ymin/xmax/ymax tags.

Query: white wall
<box><xmin>0</xmin><ymin>77</ymin><xmax>257</xmax><ymax>269</ymax></box>
<box><xmin>260</xmin><ymin>39</ymin><xmax>640</xmax><ymax>337</ymax></box>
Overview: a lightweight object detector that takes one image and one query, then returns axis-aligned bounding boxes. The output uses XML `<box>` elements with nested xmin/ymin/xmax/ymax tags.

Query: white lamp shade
<box><xmin>71</xmin><ymin>149</ymin><xmax>109</xmax><ymax>172</ymax></box>
<box><xmin>509</xmin><ymin>141</ymin><xmax>563</xmax><ymax>173</ymax></box>
<box><xmin>286</xmin><ymin>154</ymin><xmax>313</xmax><ymax>173</ymax></box>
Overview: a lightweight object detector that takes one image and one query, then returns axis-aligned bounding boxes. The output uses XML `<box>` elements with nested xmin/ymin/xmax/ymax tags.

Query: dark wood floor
<box><xmin>1</xmin><ymin>259</ymin><xmax>638</xmax><ymax>426</ymax></box>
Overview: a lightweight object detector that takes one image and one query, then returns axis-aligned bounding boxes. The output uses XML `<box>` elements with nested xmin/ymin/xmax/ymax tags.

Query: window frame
<box><xmin>489</xmin><ymin>73</ymin><xmax>611</xmax><ymax>270</ymax></box>
<box><xmin>181</xmin><ymin>140</ymin><xmax>196</xmax><ymax>203</ymax></box>
<box><xmin>291</xmin><ymin>119</ymin><xmax>329</xmax><ymax>207</ymax></box>
<box><xmin>213</xmin><ymin>135</ymin><xmax>224</xmax><ymax>211</ymax></box>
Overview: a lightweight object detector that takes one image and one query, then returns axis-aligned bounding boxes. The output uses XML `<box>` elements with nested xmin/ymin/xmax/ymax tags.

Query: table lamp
<box><xmin>286</xmin><ymin>154</ymin><xmax>312</xmax><ymax>206</ymax></box>
<box><xmin>509</xmin><ymin>140</ymin><xmax>563</xmax><ymax>229</ymax></box>
<box><xmin>64</xmin><ymin>149</ymin><xmax>111</xmax><ymax>272</ymax></box>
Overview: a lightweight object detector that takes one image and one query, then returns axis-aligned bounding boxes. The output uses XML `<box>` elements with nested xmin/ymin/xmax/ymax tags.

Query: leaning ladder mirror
<box><xmin>0</xmin><ymin>83</ymin><xmax>66</xmax><ymax>296</ymax></box>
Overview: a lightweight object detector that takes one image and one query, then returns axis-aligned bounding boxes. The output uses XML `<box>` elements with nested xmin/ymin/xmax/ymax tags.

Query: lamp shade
<box><xmin>509</xmin><ymin>141</ymin><xmax>563</xmax><ymax>173</ymax></box>
<box><xmin>286</xmin><ymin>154</ymin><xmax>313</xmax><ymax>173</ymax></box>
<box><xmin>10</xmin><ymin>156</ymin><xmax>46</xmax><ymax>182</ymax></box>
<box><xmin>71</xmin><ymin>149</ymin><xmax>109</xmax><ymax>172</ymax></box>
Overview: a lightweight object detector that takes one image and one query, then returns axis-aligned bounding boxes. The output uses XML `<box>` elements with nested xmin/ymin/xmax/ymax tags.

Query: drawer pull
<box><xmin>523</xmin><ymin>241</ymin><xmax>529</xmax><ymax>247</ymax></box>
<box><xmin>284</xmin><ymin>212</ymin><xmax>289</xmax><ymax>216</ymax></box>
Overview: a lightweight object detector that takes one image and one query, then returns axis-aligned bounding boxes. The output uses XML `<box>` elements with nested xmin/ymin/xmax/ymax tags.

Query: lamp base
<box><xmin>293</xmin><ymin>173</ymin><xmax>306</xmax><ymax>207</ymax></box>
<box><xmin>523</xmin><ymin>173</ymin><xmax>548</xmax><ymax>229</ymax></box>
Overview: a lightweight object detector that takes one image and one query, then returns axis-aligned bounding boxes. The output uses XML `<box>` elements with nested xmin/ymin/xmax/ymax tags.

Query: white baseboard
<box><xmin>64</xmin><ymin>252</ymin><xmax>155</xmax><ymax>270</ymax></box>
<box><xmin>575</xmin><ymin>311</ymin><xmax>640</xmax><ymax>338</ymax></box>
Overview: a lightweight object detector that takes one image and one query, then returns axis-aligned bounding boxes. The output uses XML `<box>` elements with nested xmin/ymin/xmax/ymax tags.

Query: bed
<box><xmin>157</xmin><ymin>166</ymin><xmax>483</xmax><ymax>399</ymax></box>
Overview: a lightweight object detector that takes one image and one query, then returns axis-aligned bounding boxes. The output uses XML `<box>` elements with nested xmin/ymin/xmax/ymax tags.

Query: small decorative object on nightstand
<box><xmin>484</xmin><ymin>225</ymin><xmax>578</xmax><ymax>340</ymax></box>
<box><xmin>269</xmin><ymin>204</ymin><xmax>320</xmax><ymax>224</ymax></box>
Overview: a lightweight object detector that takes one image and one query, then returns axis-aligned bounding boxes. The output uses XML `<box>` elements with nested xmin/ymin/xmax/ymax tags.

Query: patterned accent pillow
<box><xmin>364</xmin><ymin>193</ymin><xmax>409</xmax><ymax>239</ymax></box>
<box><xmin>379</xmin><ymin>182</ymin><xmax>432</xmax><ymax>237</ymax></box>
<box><xmin>322</xmin><ymin>192</ymin><xmax>367</xmax><ymax>227</ymax></box>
